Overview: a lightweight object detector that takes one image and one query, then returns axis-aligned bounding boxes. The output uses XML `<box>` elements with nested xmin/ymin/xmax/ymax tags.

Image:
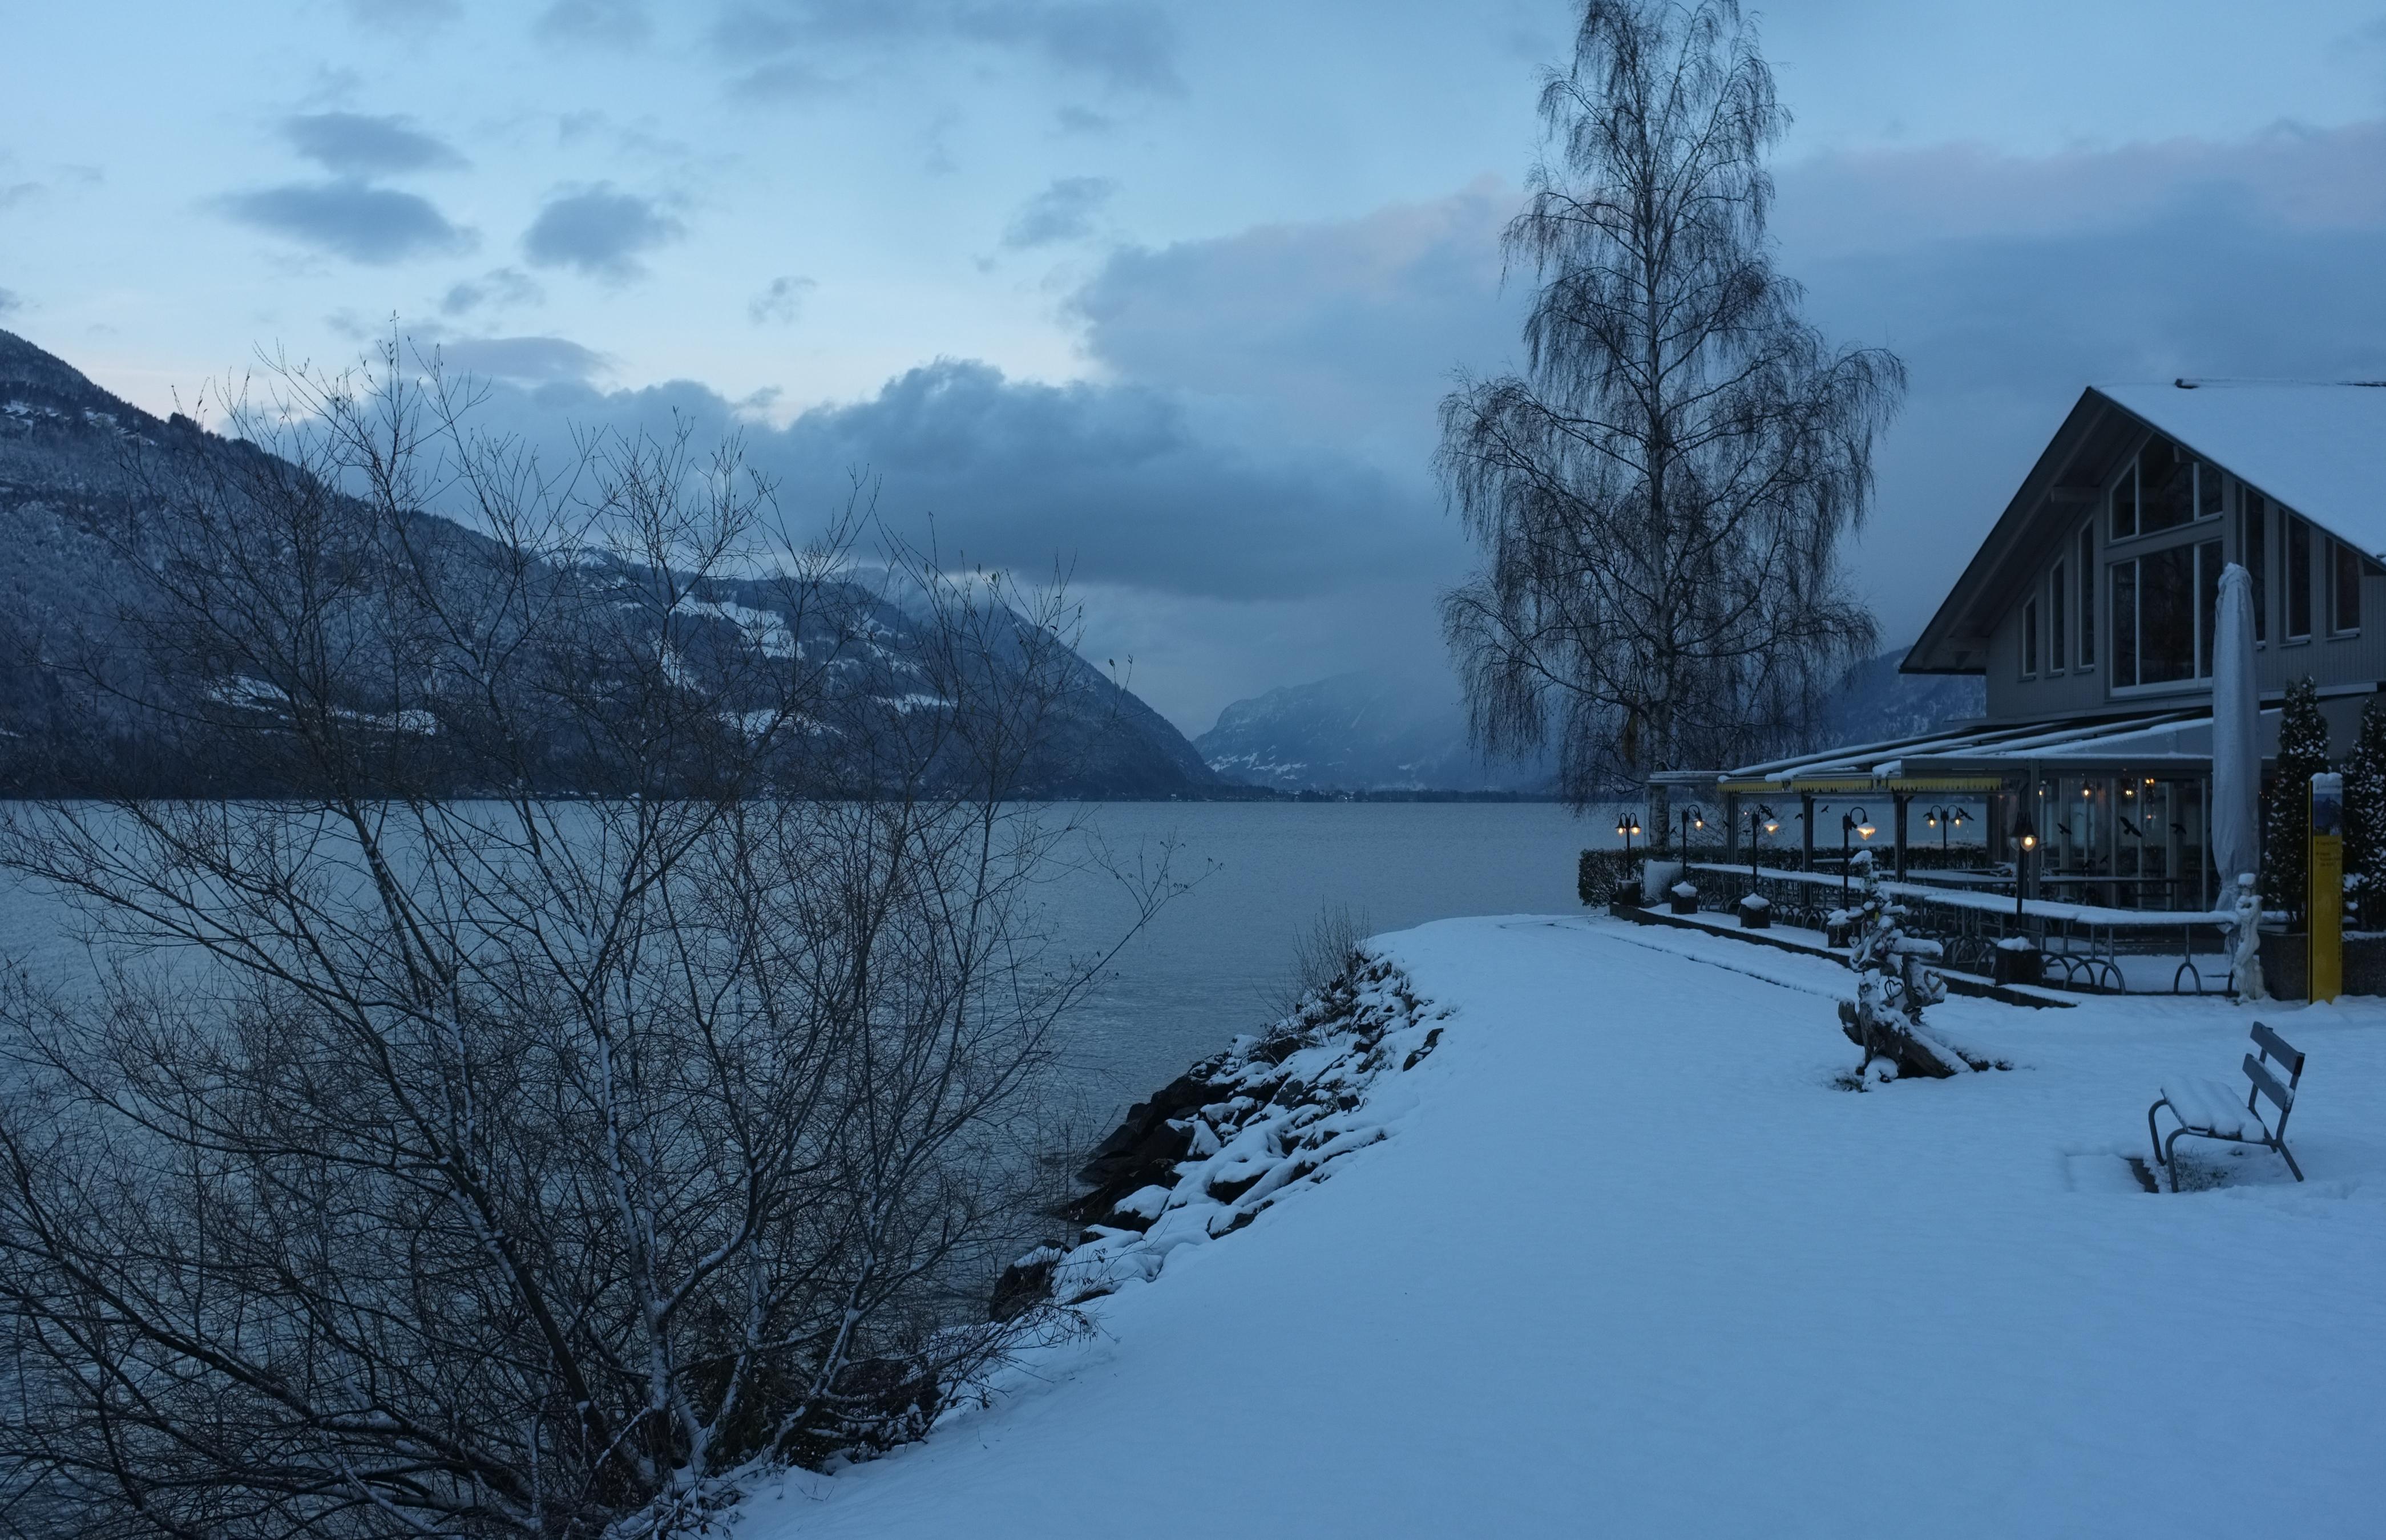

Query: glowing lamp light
<box><xmin>2020</xmin><ymin>831</ymin><xmax>2039</xmax><ymax>851</ymax></box>
<box><xmin>1856</xmin><ymin>820</ymin><xmax>1876</xmax><ymax>840</ymax></box>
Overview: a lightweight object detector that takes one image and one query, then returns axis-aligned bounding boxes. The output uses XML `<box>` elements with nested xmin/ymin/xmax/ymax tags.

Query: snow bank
<box><xmin>735</xmin><ymin>915</ymin><xmax>2386</xmax><ymax>1539</ymax></box>
<box><xmin>1000</xmin><ymin>951</ymin><xmax>1450</xmax><ymax>1316</ymax></box>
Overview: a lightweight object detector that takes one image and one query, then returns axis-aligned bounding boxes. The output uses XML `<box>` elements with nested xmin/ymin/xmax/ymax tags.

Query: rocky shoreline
<box><xmin>992</xmin><ymin>948</ymin><xmax>1450</xmax><ymax>1320</ymax></box>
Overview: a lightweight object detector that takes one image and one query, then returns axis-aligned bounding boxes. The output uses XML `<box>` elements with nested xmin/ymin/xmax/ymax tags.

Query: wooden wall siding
<box><xmin>1982</xmin><ymin>558</ymin><xmax>2386</xmax><ymax>722</ymax></box>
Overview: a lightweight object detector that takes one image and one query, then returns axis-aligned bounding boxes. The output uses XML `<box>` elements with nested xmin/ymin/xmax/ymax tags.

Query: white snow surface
<box><xmin>741</xmin><ymin>915</ymin><xmax>2386</xmax><ymax>1538</ymax></box>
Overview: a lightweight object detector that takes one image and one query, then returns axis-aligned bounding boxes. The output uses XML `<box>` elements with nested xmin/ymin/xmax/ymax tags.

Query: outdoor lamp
<box><xmin>1857</xmin><ymin>818</ymin><xmax>1876</xmax><ymax>840</ymax></box>
<box><xmin>1838</xmin><ymin>805</ymin><xmax>1872</xmax><ymax>898</ymax></box>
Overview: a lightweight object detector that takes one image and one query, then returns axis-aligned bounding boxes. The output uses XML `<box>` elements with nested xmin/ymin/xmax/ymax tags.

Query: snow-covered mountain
<box><xmin>1193</xmin><ymin>670</ymin><xmax>1555</xmax><ymax>794</ymax></box>
<box><xmin>1822</xmin><ymin>645</ymin><xmax>1985</xmax><ymax>745</ymax></box>
<box><xmin>1196</xmin><ymin>645</ymin><xmax>1984</xmax><ymax>794</ymax></box>
<box><xmin>0</xmin><ymin>328</ymin><xmax>1218</xmax><ymax>797</ymax></box>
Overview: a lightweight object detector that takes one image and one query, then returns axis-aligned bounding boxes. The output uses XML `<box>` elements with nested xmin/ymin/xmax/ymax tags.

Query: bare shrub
<box><xmin>1271</xmin><ymin>901</ymin><xmax>1373</xmax><ymax>1020</ymax></box>
<box><xmin>0</xmin><ymin>344</ymin><xmax>1171</xmax><ymax>1537</ymax></box>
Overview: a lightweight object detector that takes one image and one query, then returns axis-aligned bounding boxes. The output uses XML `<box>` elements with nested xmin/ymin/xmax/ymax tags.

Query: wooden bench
<box><xmin>2146</xmin><ymin>1021</ymin><xmax>2306</xmax><ymax>1193</ymax></box>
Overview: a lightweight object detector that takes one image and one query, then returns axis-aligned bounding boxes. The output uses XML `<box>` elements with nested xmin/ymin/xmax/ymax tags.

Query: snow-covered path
<box><xmin>748</xmin><ymin>916</ymin><xmax>2386</xmax><ymax>1538</ymax></box>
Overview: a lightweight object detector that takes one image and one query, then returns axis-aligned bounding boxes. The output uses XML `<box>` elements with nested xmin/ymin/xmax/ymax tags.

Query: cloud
<box><xmin>461</xmin><ymin>358</ymin><xmax>1441</xmax><ymax>604</ymax></box>
<box><xmin>283</xmin><ymin>112</ymin><xmax>466</xmax><ymax>177</ymax></box>
<box><xmin>748</xmin><ymin>274</ymin><xmax>817</xmax><ymax>325</ymax></box>
<box><xmin>1072</xmin><ymin>179</ymin><xmax>1520</xmax><ymax>439</ymax></box>
<box><xmin>440</xmin><ymin>268</ymin><xmax>543</xmax><ymax>316</ymax></box>
<box><xmin>1773</xmin><ymin>120</ymin><xmax>2386</xmax><ymax>261</ymax></box>
<box><xmin>437</xmin><ymin>334</ymin><xmax>610</xmax><ymax>383</ymax></box>
<box><xmin>1055</xmin><ymin>105</ymin><xmax>1115</xmax><ymax>135</ymax></box>
<box><xmin>1003</xmin><ymin>176</ymin><xmax>1117</xmax><ymax>248</ymax></box>
<box><xmin>220</xmin><ymin>180</ymin><xmax>474</xmax><ymax>264</ymax></box>
<box><xmin>535</xmin><ymin>0</ymin><xmax>652</xmax><ymax>48</ymax></box>
<box><xmin>0</xmin><ymin>289</ymin><xmax>19</xmax><ymax>317</ymax></box>
<box><xmin>522</xmin><ymin>185</ymin><xmax>685</xmax><ymax>280</ymax></box>
<box><xmin>340</xmin><ymin>0</ymin><xmax>460</xmax><ymax>32</ymax></box>
<box><xmin>714</xmin><ymin>1</ymin><xmax>1180</xmax><ymax>98</ymax></box>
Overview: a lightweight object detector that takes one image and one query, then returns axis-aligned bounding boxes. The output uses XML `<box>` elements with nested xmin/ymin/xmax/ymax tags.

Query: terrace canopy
<box><xmin>1654</xmin><ymin>704</ymin><xmax>2292</xmax><ymax>910</ymax></box>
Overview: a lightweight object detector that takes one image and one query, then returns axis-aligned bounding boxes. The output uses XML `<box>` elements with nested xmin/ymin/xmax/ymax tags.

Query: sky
<box><xmin>4</xmin><ymin>1</ymin><xmax>2386</xmax><ymax>734</ymax></box>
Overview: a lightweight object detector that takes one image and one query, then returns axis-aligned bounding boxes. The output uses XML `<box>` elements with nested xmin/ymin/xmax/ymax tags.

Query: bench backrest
<box><xmin>2244</xmin><ymin>1021</ymin><xmax>2304</xmax><ymax>1137</ymax></box>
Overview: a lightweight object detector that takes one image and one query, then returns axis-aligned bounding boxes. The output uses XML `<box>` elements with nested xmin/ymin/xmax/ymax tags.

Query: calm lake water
<box><xmin>1038</xmin><ymin>801</ymin><xmax>1601</xmax><ymax>1115</ymax></box>
<box><xmin>0</xmin><ymin>802</ymin><xmax>1616</xmax><ymax>1122</ymax></box>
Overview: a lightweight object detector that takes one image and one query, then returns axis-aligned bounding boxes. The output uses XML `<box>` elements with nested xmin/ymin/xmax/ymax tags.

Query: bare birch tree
<box><xmin>0</xmin><ymin>346</ymin><xmax>1164</xmax><ymax>1537</ymax></box>
<box><xmin>1438</xmin><ymin>0</ymin><xmax>1904</xmax><ymax>839</ymax></box>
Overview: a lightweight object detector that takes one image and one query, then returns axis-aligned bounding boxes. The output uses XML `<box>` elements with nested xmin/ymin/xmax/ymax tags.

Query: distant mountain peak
<box><xmin>1196</xmin><ymin>668</ymin><xmax>1553</xmax><ymax>794</ymax></box>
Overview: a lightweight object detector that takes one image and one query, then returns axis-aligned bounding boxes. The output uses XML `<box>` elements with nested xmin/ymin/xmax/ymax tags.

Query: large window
<box><xmin>2022</xmin><ymin>596</ymin><xmax>2039</xmax><ymax>677</ymax></box>
<box><xmin>2333</xmin><ymin>538</ymin><xmax>2375</xmax><ymax>635</ymax></box>
<box><xmin>2244</xmin><ymin>491</ymin><xmax>2268</xmax><ymax>642</ymax></box>
<box><xmin>2050</xmin><ymin>560</ymin><xmax>2067</xmax><ymax>669</ymax></box>
<box><xmin>2078</xmin><ymin>524</ymin><xmax>2096</xmax><ymax>667</ymax></box>
<box><xmin>2110</xmin><ymin>539</ymin><xmax>2223</xmax><ymax>689</ymax></box>
<box><xmin>2110</xmin><ymin>436</ymin><xmax>2219</xmax><ymax>541</ymax></box>
<box><xmin>2288</xmin><ymin>514</ymin><xmax>2314</xmax><ymax>640</ymax></box>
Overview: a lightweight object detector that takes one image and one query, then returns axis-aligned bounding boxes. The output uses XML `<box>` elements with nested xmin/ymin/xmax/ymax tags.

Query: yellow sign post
<box><xmin>2310</xmin><ymin>772</ymin><xmax>2343</xmax><ymax>1003</ymax></box>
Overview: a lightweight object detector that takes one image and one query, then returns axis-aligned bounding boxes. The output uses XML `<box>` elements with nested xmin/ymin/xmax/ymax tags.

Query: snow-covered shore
<box><xmin>740</xmin><ymin>915</ymin><xmax>2386</xmax><ymax>1538</ymax></box>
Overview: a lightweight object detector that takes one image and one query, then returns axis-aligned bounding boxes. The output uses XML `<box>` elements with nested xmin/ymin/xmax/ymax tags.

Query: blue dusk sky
<box><xmin>4</xmin><ymin>1</ymin><xmax>2385</xmax><ymax>731</ymax></box>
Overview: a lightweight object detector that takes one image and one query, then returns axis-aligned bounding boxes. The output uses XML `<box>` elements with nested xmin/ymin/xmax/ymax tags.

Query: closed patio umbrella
<box><xmin>2211</xmin><ymin>561</ymin><xmax>2262</xmax><ymax>997</ymax></box>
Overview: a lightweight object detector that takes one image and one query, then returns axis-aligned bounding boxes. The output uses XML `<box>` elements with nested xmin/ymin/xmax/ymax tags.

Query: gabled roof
<box><xmin>2097</xmin><ymin>382</ymin><xmax>2386</xmax><ymax>555</ymax></box>
<box><xmin>1904</xmin><ymin>381</ymin><xmax>2386</xmax><ymax>675</ymax></box>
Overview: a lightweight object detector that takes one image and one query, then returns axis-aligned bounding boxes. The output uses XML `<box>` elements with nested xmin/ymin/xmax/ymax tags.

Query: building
<box><xmin>1663</xmin><ymin>380</ymin><xmax>2386</xmax><ymax>908</ymax></box>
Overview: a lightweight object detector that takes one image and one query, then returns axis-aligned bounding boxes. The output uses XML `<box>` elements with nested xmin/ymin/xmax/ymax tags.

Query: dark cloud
<box><xmin>714</xmin><ymin>1</ymin><xmax>1180</xmax><ymax>98</ymax></box>
<box><xmin>438</xmin><ymin>335</ymin><xmax>610</xmax><ymax>383</ymax></box>
<box><xmin>1003</xmin><ymin>176</ymin><xmax>1117</xmax><ymax>248</ymax></box>
<box><xmin>0</xmin><ymin>181</ymin><xmax>38</xmax><ymax>210</ymax></box>
<box><xmin>283</xmin><ymin>112</ymin><xmax>466</xmax><ymax>176</ymax></box>
<box><xmin>1072</xmin><ymin>180</ymin><xmax>1519</xmax><ymax>439</ymax></box>
<box><xmin>0</xmin><ymin>289</ymin><xmax>19</xmax><ymax>317</ymax></box>
<box><xmin>440</xmin><ymin>268</ymin><xmax>543</xmax><ymax>316</ymax></box>
<box><xmin>522</xmin><ymin>185</ymin><xmax>685</xmax><ymax>280</ymax></box>
<box><xmin>458</xmin><ymin>359</ymin><xmax>1439</xmax><ymax>604</ymax></box>
<box><xmin>220</xmin><ymin>180</ymin><xmax>474</xmax><ymax>264</ymax></box>
<box><xmin>535</xmin><ymin>0</ymin><xmax>652</xmax><ymax>48</ymax></box>
<box><xmin>1055</xmin><ymin>105</ymin><xmax>1115</xmax><ymax>135</ymax></box>
<box><xmin>748</xmin><ymin>274</ymin><xmax>816</xmax><ymax>325</ymax></box>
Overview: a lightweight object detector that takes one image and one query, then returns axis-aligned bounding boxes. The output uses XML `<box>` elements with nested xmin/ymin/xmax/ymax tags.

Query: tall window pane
<box><xmin>2078</xmin><ymin>525</ymin><xmax>2096</xmax><ymax>666</ymax></box>
<box><xmin>2196</xmin><ymin>462</ymin><xmax>2224</xmax><ymax>521</ymax></box>
<box><xmin>2334</xmin><ymin>538</ymin><xmax>2364</xmax><ymax>634</ymax></box>
<box><xmin>2023</xmin><ymin>596</ymin><xmax>2040</xmax><ymax>677</ymax></box>
<box><xmin>2244</xmin><ymin>492</ymin><xmax>2267</xmax><ymax>642</ymax></box>
<box><xmin>2288</xmin><ymin>514</ymin><xmax>2313</xmax><ymax>638</ymax></box>
<box><xmin>2110</xmin><ymin>462</ymin><xmax>2137</xmax><ymax>540</ymax></box>
<box><xmin>2050</xmin><ymin>560</ymin><xmax>2068</xmax><ymax>667</ymax></box>
<box><xmin>2139</xmin><ymin>438</ymin><xmax>2194</xmax><ymax>535</ymax></box>
<box><xmin>2139</xmin><ymin>547</ymin><xmax>2196</xmax><ymax>683</ymax></box>
<box><xmin>2113</xmin><ymin>563</ymin><xmax>2138</xmax><ymax>687</ymax></box>
<box><xmin>2197</xmin><ymin>539</ymin><xmax>2222</xmax><ymax>677</ymax></box>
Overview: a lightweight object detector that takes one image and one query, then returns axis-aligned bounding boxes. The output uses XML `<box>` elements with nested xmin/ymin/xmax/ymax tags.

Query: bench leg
<box><xmin>2147</xmin><ymin>1099</ymin><xmax>2173</xmax><ymax>1180</ymax></box>
<box><xmin>2163</xmin><ymin>1126</ymin><xmax>2198</xmax><ymax>1193</ymax></box>
<box><xmin>2276</xmin><ymin>1141</ymin><xmax>2304</xmax><ymax>1182</ymax></box>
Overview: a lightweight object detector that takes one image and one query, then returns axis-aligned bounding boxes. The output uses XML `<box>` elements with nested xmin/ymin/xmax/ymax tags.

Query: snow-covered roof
<box><xmin>2095</xmin><ymin>381</ymin><xmax>2386</xmax><ymax>558</ymax></box>
<box><xmin>1660</xmin><ymin>704</ymin><xmax>2283</xmax><ymax>793</ymax></box>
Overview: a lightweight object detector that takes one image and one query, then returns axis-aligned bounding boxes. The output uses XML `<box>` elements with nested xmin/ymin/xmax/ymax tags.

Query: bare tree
<box><xmin>1438</xmin><ymin>0</ymin><xmax>1905</xmax><ymax>839</ymax></box>
<box><xmin>0</xmin><ymin>345</ymin><xmax>1168</xmax><ymax>1537</ymax></box>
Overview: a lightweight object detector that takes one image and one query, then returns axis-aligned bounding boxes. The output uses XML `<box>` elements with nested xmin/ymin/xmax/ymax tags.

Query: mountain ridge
<box><xmin>0</xmin><ymin>328</ymin><xmax>1222</xmax><ymax>798</ymax></box>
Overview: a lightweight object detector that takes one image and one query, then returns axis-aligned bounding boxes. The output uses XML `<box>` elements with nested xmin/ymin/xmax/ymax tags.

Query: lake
<box><xmin>1037</xmin><ymin>801</ymin><xmax>1606</xmax><ymax>1115</ymax></box>
<box><xmin>0</xmin><ymin>801</ymin><xmax>1620</xmax><ymax>1124</ymax></box>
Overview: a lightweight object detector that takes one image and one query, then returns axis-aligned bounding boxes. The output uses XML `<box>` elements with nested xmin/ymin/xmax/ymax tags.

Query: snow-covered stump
<box><xmin>995</xmin><ymin>952</ymin><xmax>1450</xmax><ymax>1317</ymax></box>
<box><xmin>1835</xmin><ymin>851</ymin><xmax>2003</xmax><ymax>1085</ymax></box>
